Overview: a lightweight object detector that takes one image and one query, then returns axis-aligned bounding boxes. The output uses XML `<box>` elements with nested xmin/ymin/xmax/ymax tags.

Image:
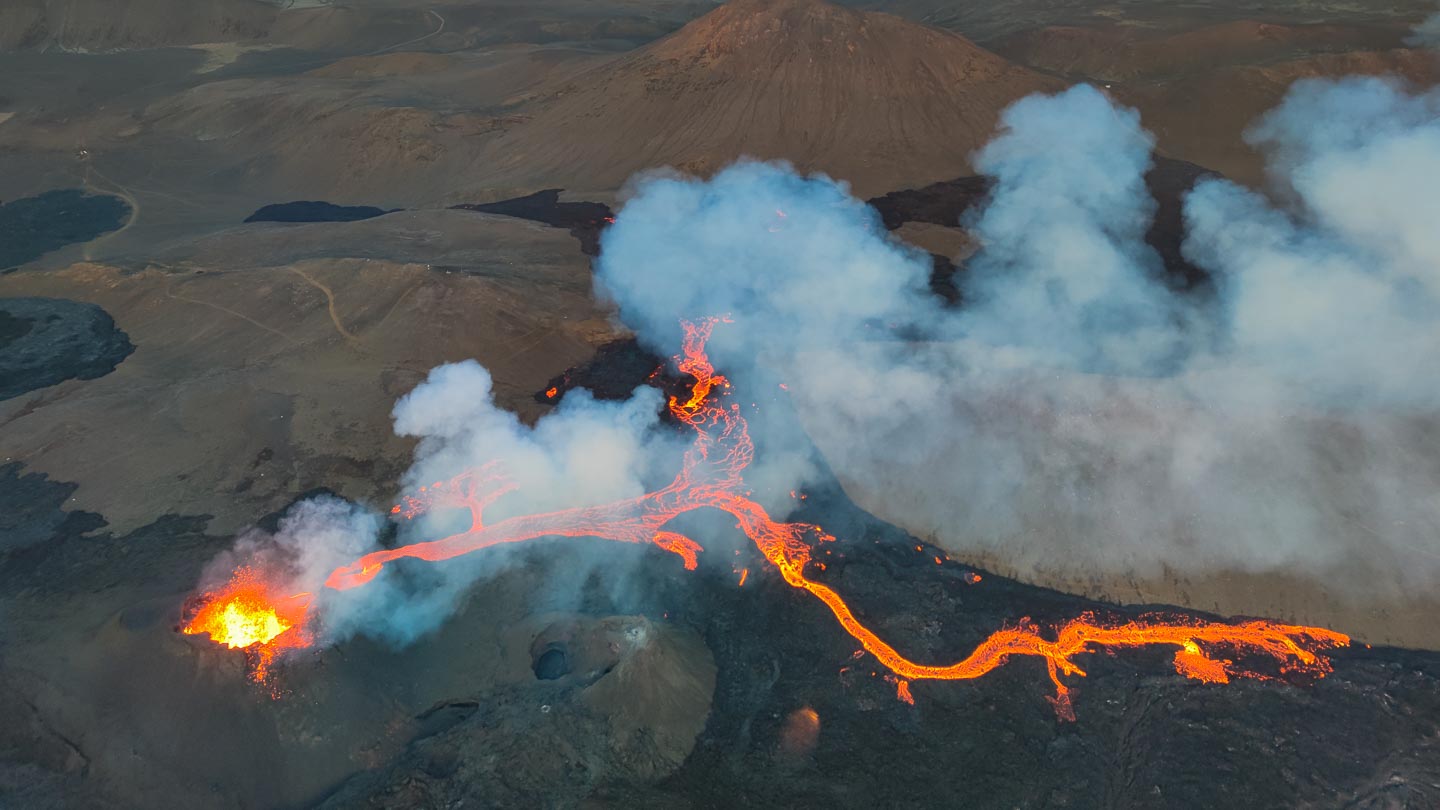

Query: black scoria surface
<box><xmin>243</xmin><ymin>201</ymin><xmax>395</xmax><ymax>224</ymax></box>
<box><xmin>0</xmin><ymin>297</ymin><xmax>134</xmax><ymax>401</ymax></box>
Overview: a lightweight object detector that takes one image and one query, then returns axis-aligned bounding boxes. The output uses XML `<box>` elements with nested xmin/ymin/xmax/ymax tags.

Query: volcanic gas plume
<box><xmin>597</xmin><ymin>81</ymin><xmax>1440</xmax><ymax>614</ymax></box>
<box><xmin>184</xmin><ymin>318</ymin><xmax>1348</xmax><ymax>719</ymax></box>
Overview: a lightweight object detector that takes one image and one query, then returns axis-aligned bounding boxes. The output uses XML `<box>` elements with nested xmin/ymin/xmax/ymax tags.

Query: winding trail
<box><xmin>288</xmin><ymin>266</ymin><xmax>358</xmax><ymax>343</ymax></box>
<box><xmin>164</xmin><ymin>279</ymin><xmax>301</xmax><ymax>345</ymax></box>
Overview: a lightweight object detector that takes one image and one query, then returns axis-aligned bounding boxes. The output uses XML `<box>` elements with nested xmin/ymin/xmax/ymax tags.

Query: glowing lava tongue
<box><xmin>186</xmin><ymin>317</ymin><xmax>1350</xmax><ymax>716</ymax></box>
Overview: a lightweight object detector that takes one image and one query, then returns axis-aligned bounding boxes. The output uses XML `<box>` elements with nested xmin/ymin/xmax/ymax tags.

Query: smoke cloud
<box><xmin>596</xmin><ymin>81</ymin><xmax>1440</xmax><ymax>604</ymax></box>
<box><xmin>598</xmin><ymin>161</ymin><xmax>935</xmax><ymax>366</ymax></box>
<box><xmin>955</xmin><ymin>86</ymin><xmax>1192</xmax><ymax>376</ymax></box>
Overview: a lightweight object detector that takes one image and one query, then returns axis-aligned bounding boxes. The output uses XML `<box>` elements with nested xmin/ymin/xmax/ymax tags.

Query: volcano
<box><xmin>479</xmin><ymin>0</ymin><xmax>1063</xmax><ymax>196</ymax></box>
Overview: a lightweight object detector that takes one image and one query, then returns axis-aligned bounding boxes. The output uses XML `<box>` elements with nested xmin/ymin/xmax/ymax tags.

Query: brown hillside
<box><xmin>996</xmin><ymin>19</ymin><xmax>1410</xmax><ymax>82</ymax></box>
<box><xmin>1121</xmin><ymin>48</ymin><xmax>1440</xmax><ymax>185</ymax></box>
<box><xmin>478</xmin><ymin>0</ymin><xmax>1063</xmax><ymax>197</ymax></box>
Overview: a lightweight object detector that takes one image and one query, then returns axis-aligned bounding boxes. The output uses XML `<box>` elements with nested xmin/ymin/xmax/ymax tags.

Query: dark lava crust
<box><xmin>243</xmin><ymin>201</ymin><xmax>395</xmax><ymax>224</ymax></box>
<box><xmin>452</xmin><ymin>189</ymin><xmax>613</xmax><ymax>256</ymax></box>
<box><xmin>0</xmin><ymin>297</ymin><xmax>135</xmax><ymax>401</ymax></box>
<box><xmin>0</xmin><ymin>189</ymin><xmax>131</xmax><ymax>271</ymax></box>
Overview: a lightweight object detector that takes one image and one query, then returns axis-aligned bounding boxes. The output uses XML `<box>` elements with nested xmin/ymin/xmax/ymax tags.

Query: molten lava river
<box><xmin>184</xmin><ymin>318</ymin><xmax>1350</xmax><ymax>719</ymax></box>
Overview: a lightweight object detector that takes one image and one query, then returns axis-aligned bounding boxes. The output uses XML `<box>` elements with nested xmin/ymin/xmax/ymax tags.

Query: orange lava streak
<box><xmin>200</xmin><ymin>317</ymin><xmax>1350</xmax><ymax>714</ymax></box>
<box><xmin>894</xmin><ymin>679</ymin><xmax>915</xmax><ymax>705</ymax></box>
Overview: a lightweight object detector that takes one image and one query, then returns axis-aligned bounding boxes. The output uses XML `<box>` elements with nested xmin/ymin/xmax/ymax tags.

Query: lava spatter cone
<box><xmin>182</xmin><ymin>567</ymin><xmax>313</xmax><ymax>682</ymax></box>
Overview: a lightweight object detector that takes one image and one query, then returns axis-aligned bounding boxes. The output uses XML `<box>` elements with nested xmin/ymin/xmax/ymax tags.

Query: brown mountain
<box><xmin>479</xmin><ymin>0</ymin><xmax>1064</xmax><ymax>197</ymax></box>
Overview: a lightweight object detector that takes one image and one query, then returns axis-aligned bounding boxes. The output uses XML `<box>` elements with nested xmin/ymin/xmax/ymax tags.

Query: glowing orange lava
<box><xmin>192</xmin><ymin>318</ymin><xmax>1350</xmax><ymax>716</ymax></box>
<box><xmin>183</xmin><ymin>569</ymin><xmax>312</xmax><ymax>681</ymax></box>
<box><xmin>890</xmin><ymin>677</ymin><xmax>915</xmax><ymax>705</ymax></box>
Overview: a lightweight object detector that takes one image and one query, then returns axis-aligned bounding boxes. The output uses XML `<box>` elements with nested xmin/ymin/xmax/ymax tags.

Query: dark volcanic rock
<box><xmin>1143</xmin><ymin>157</ymin><xmax>1221</xmax><ymax>288</ymax></box>
<box><xmin>0</xmin><ymin>462</ymin><xmax>105</xmax><ymax>554</ymax></box>
<box><xmin>866</xmin><ymin>156</ymin><xmax>1219</xmax><ymax>292</ymax></box>
<box><xmin>537</xmin><ymin>337</ymin><xmax>666</xmax><ymax>405</ymax></box>
<box><xmin>0</xmin><ymin>189</ymin><xmax>130</xmax><ymax>271</ymax></box>
<box><xmin>0</xmin><ymin>297</ymin><xmax>134</xmax><ymax>400</ymax></box>
<box><xmin>867</xmin><ymin>174</ymin><xmax>993</xmax><ymax>232</ymax></box>
<box><xmin>453</xmin><ymin>189</ymin><xmax>614</xmax><ymax>256</ymax></box>
<box><xmin>243</xmin><ymin>201</ymin><xmax>394</xmax><ymax>224</ymax></box>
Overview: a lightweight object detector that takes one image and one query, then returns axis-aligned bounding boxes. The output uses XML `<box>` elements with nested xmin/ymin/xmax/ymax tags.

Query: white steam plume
<box><xmin>208</xmin><ymin>361</ymin><xmax>681</xmax><ymax>648</ymax></box>
<box><xmin>954</xmin><ymin>86</ymin><xmax>1192</xmax><ymax>375</ymax></box>
<box><xmin>596</xmin><ymin>81</ymin><xmax>1440</xmax><ymax>603</ymax></box>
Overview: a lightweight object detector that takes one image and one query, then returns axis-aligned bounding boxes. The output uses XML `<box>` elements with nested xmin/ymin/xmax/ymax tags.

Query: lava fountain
<box><xmin>184</xmin><ymin>318</ymin><xmax>1350</xmax><ymax>718</ymax></box>
<box><xmin>182</xmin><ymin>567</ymin><xmax>313</xmax><ymax>681</ymax></box>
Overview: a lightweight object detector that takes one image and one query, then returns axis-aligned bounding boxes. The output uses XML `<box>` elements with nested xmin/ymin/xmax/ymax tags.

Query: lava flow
<box><xmin>188</xmin><ymin>317</ymin><xmax>1350</xmax><ymax>718</ymax></box>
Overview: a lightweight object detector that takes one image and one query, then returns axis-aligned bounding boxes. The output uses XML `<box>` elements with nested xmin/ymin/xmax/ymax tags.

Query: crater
<box><xmin>532</xmin><ymin>644</ymin><xmax>571</xmax><ymax>681</ymax></box>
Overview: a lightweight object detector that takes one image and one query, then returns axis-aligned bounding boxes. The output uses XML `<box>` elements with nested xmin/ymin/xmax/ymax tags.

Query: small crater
<box><xmin>533</xmin><ymin>644</ymin><xmax>571</xmax><ymax>681</ymax></box>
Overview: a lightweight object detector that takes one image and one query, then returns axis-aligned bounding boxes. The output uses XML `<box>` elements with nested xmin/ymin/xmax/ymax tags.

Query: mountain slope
<box><xmin>481</xmin><ymin>0</ymin><xmax>1064</xmax><ymax>196</ymax></box>
<box><xmin>994</xmin><ymin>19</ymin><xmax>1411</xmax><ymax>82</ymax></box>
<box><xmin>1119</xmin><ymin>48</ymin><xmax>1440</xmax><ymax>185</ymax></box>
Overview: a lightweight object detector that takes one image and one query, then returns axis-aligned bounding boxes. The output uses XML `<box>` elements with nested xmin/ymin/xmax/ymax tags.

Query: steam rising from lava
<box><xmin>188</xmin><ymin>366</ymin><xmax>683</xmax><ymax>650</ymax></box>
<box><xmin>599</xmin><ymin>81</ymin><xmax>1440</xmax><ymax>601</ymax></box>
<box><xmin>184</xmin><ymin>497</ymin><xmax>377</xmax><ymax>674</ymax></box>
<box><xmin>187</xmin><ymin>318</ymin><xmax>1348</xmax><ymax>718</ymax></box>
